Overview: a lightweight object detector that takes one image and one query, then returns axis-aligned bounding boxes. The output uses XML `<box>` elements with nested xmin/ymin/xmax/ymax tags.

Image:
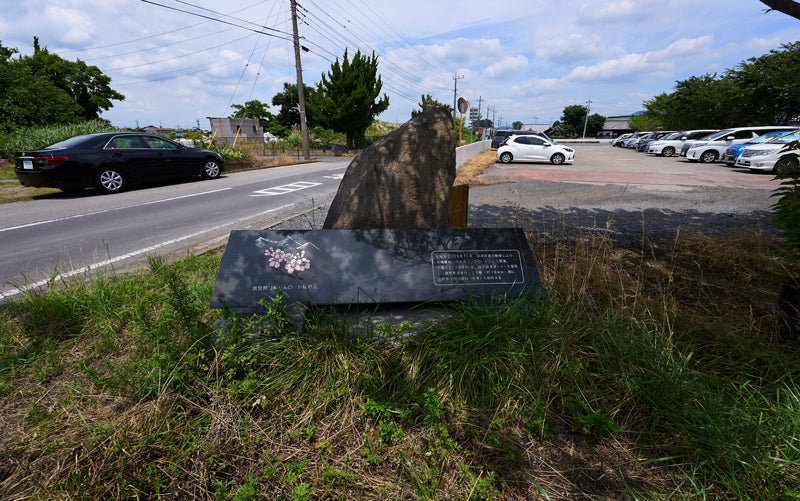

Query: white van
<box><xmin>682</xmin><ymin>126</ymin><xmax>799</xmax><ymax>163</ymax></box>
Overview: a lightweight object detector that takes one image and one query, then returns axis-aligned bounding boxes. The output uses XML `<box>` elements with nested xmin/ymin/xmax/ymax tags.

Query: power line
<box><xmin>140</xmin><ymin>0</ymin><xmax>294</xmax><ymax>42</ymax></box>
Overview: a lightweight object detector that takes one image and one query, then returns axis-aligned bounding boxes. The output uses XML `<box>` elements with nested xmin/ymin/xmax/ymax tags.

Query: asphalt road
<box><xmin>0</xmin><ymin>157</ymin><xmax>350</xmax><ymax>300</ymax></box>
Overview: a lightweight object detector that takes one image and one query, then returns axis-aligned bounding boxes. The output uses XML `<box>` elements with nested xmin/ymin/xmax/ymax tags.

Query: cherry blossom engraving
<box><xmin>265</xmin><ymin>247</ymin><xmax>311</xmax><ymax>280</ymax></box>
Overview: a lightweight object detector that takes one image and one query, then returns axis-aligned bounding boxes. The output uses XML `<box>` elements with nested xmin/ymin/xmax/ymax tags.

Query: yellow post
<box><xmin>449</xmin><ymin>184</ymin><xmax>469</xmax><ymax>227</ymax></box>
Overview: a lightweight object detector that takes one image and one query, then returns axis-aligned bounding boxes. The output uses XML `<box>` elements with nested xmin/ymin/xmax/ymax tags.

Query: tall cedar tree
<box><xmin>309</xmin><ymin>49</ymin><xmax>389</xmax><ymax>149</ymax></box>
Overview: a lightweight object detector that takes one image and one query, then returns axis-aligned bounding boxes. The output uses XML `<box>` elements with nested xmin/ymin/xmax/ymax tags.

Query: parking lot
<box><xmin>465</xmin><ymin>143</ymin><xmax>778</xmax><ymax>243</ymax></box>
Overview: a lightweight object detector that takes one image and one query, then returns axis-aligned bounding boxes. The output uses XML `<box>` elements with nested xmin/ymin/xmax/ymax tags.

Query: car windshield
<box><xmin>767</xmin><ymin>130</ymin><xmax>800</xmax><ymax>144</ymax></box>
<box><xmin>751</xmin><ymin>131</ymin><xmax>794</xmax><ymax>144</ymax></box>
<box><xmin>701</xmin><ymin>129</ymin><xmax>733</xmax><ymax>141</ymax></box>
<box><xmin>45</xmin><ymin>135</ymin><xmax>96</xmax><ymax>150</ymax></box>
<box><xmin>661</xmin><ymin>132</ymin><xmax>681</xmax><ymax>140</ymax></box>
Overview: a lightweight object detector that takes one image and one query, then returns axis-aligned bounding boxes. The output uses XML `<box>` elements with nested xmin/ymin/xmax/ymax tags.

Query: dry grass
<box><xmin>454</xmin><ymin>148</ymin><xmax>508</xmax><ymax>186</ymax></box>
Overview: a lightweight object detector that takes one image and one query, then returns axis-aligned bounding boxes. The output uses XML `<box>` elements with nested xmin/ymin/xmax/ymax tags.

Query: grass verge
<box><xmin>1</xmin><ymin>220</ymin><xmax>798</xmax><ymax>499</ymax></box>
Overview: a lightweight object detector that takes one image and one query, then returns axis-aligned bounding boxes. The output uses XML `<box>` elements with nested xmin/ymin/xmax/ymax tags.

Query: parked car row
<box><xmin>613</xmin><ymin>126</ymin><xmax>800</xmax><ymax>174</ymax></box>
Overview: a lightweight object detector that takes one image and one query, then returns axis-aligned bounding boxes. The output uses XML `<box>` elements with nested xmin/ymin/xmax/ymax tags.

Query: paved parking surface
<box><xmin>482</xmin><ymin>143</ymin><xmax>779</xmax><ymax>190</ymax></box>
<box><xmin>467</xmin><ymin>143</ymin><xmax>779</xmax><ymax>243</ymax></box>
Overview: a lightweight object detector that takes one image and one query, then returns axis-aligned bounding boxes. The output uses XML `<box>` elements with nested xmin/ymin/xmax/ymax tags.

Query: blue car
<box><xmin>722</xmin><ymin>130</ymin><xmax>797</xmax><ymax>166</ymax></box>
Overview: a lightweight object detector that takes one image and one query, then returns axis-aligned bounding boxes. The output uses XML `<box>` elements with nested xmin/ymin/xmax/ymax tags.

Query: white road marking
<box><xmin>0</xmin><ymin>203</ymin><xmax>294</xmax><ymax>301</ymax></box>
<box><xmin>251</xmin><ymin>181</ymin><xmax>322</xmax><ymax>196</ymax></box>
<box><xmin>323</xmin><ymin>173</ymin><xmax>344</xmax><ymax>180</ymax></box>
<box><xmin>1</xmin><ymin>187</ymin><xmax>233</xmax><ymax>233</ymax></box>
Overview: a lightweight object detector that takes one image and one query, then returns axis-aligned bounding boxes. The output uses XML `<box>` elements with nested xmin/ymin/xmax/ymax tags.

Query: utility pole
<box><xmin>452</xmin><ymin>73</ymin><xmax>464</xmax><ymax>120</ymax></box>
<box><xmin>290</xmin><ymin>0</ymin><xmax>311</xmax><ymax>160</ymax></box>
<box><xmin>476</xmin><ymin>95</ymin><xmax>483</xmax><ymax>129</ymax></box>
<box><xmin>582</xmin><ymin>98</ymin><xmax>593</xmax><ymax>139</ymax></box>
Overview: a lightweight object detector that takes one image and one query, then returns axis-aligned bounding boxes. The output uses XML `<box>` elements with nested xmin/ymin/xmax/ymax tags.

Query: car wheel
<box><xmin>773</xmin><ymin>157</ymin><xmax>797</xmax><ymax>175</ymax></box>
<box><xmin>202</xmin><ymin>158</ymin><xmax>222</xmax><ymax>179</ymax></box>
<box><xmin>700</xmin><ymin>150</ymin><xmax>718</xmax><ymax>163</ymax></box>
<box><xmin>499</xmin><ymin>152</ymin><xmax>513</xmax><ymax>164</ymax></box>
<box><xmin>550</xmin><ymin>153</ymin><xmax>565</xmax><ymax>165</ymax></box>
<box><xmin>662</xmin><ymin>146</ymin><xmax>675</xmax><ymax>157</ymax></box>
<box><xmin>96</xmin><ymin>168</ymin><xmax>125</xmax><ymax>193</ymax></box>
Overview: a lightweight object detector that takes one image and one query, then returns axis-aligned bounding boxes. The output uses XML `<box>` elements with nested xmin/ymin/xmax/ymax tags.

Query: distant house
<box><xmin>597</xmin><ymin>114</ymin><xmax>642</xmax><ymax>138</ymax></box>
<box><xmin>144</xmin><ymin>126</ymin><xmax>178</xmax><ymax>137</ymax></box>
<box><xmin>208</xmin><ymin>117</ymin><xmax>264</xmax><ymax>144</ymax></box>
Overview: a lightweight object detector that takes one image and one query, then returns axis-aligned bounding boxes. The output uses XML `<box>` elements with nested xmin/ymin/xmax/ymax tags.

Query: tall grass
<box><xmin>0</xmin><ymin>120</ymin><xmax>116</xmax><ymax>158</ymax></box>
<box><xmin>0</xmin><ymin>227</ymin><xmax>799</xmax><ymax>499</ymax></box>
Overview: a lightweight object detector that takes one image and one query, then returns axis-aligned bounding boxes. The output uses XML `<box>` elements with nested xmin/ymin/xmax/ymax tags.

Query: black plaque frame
<box><xmin>210</xmin><ymin>228</ymin><xmax>544</xmax><ymax>312</ymax></box>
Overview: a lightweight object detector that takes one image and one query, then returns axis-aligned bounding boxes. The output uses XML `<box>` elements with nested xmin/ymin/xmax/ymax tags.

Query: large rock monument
<box><xmin>323</xmin><ymin>106</ymin><xmax>458</xmax><ymax>229</ymax></box>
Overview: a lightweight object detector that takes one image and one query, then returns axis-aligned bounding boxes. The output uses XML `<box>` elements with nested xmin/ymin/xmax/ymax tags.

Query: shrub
<box><xmin>771</xmin><ymin>141</ymin><xmax>800</xmax><ymax>261</ymax></box>
<box><xmin>0</xmin><ymin>120</ymin><xmax>115</xmax><ymax>158</ymax></box>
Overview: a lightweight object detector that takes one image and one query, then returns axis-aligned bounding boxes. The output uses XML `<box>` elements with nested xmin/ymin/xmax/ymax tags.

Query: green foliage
<box><xmin>410</xmin><ymin>94</ymin><xmax>452</xmax><ymax>118</ymax></box>
<box><xmin>628</xmin><ymin>112</ymin><xmax>663</xmax><ymax>132</ymax></box>
<box><xmin>512</xmin><ymin>120</ymin><xmax>523</xmax><ymax>130</ymax></box>
<box><xmin>771</xmin><ymin>142</ymin><xmax>800</xmax><ymax>261</ymax></box>
<box><xmin>559</xmin><ymin>104</ymin><xmax>606</xmax><ymax>137</ymax></box>
<box><xmin>308</xmin><ymin>49</ymin><xmax>389</xmax><ymax>149</ymax></box>
<box><xmin>0</xmin><ymin>38</ymin><xmax>123</xmax><ymax>132</ymax></box>
<box><xmin>270</xmin><ymin>82</ymin><xmax>316</xmax><ymax>129</ymax></box>
<box><xmin>230</xmin><ymin>99</ymin><xmax>271</xmax><ymax>125</ymax></box>
<box><xmin>309</xmin><ymin>125</ymin><xmax>340</xmax><ymax>145</ymax></box>
<box><xmin>0</xmin><ymin>120</ymin><xmax>115</xmax><ymax>158</ymax></box>
<box><xmin>206</xmin><ymin>143</ymin><xmax>249</xmax><ymax>160</ymax></box>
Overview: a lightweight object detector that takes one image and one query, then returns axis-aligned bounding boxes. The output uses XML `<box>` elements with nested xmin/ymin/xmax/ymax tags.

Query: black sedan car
<box><xmin>14</xmin><ymin>132</ymin><xmax>225</xmax><ymax>194</ymax></box>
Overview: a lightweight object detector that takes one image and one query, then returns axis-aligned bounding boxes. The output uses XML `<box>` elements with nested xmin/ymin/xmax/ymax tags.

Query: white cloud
<box><xmin>43</xmin><ymin>7</ymin><xmax>96</xmax><ymax>45</ymax></box>
<box><xmin>483</xmin><ymin>55</ymin><xmax>529</xmax><ymax>79</ymax></box>
<box><xmin>578</xmin><ymin>1</ymin><xmax>660</xmax><ymax>25</ymax></box>
<box><xmin>535</xmin><ymin>33</ymin><xmax>624</xmax><ymax>64</ymax></box>
<box><xmin>423</xmin><ymin>38</ymin><xmax>502</xmax><ymax>65</ymax></box>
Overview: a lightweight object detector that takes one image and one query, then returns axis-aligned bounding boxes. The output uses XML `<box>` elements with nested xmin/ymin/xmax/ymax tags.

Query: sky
<box><xmin>2</xmin><ymin>0</ymin><xmax>799</xmax><ymax>130</ymax></box>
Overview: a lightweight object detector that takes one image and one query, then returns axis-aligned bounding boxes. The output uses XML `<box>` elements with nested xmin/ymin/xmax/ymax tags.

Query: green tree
<box><xmin>512</xmin><ymin>121</ymin><xmax>523</xmax><ymax>130</ymax></box>
<box><xmin>559</xmin><ymin>104</ymin><xmax>588</xmax><ymax>136</ymax></box>
<box><xmin>627</xmin><ymin>113</ymin><xmax>663</xmax><ymax>132</ymax></box>
<box><xmin>585</xmin><ymin>113</ymin><xmax>606</xmax><ymax>137</ymax></box>
<box><xmin>231</xmin><ymin>100</ymin><xmax>271</xmax><ymax>124</ymax></box>
<box><xmin>411</xmin><ymin>94</ymin><xmax>452</xmax><ymax>118</ymax></box>
<box><xmin>270</xmin><ymin>82</ymin><xmax>315</xmax><ymax>129</ymax></box>
<box><xmin>0</xmin><ymin>40</ymin><xmax>85</xmax><ymax>131</ymax></box>
<box><xmin>642</xmin><ymin>93</ymin><xmax>676</xmax><ymax>129</ymax></box>
<box><xmin>308</xmin><ymin>49</ymin><xmax>389</xmax><ymax>149</ymax></box>
<box><xmin>725</xmin><ymin>41</ymin><xmax>800</xmax><ymax>125</ymax></box>
<box><xmin>26</xmin><ymin>37</ymin><xmax>124</xmax><ymax>120</ymax></box>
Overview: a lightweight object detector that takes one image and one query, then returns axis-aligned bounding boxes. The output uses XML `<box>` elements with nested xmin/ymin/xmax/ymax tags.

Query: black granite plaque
<box><xmin>210</xmin><ymin>228</ymin><xmax>544</xmax><ymax>311</ymax></box>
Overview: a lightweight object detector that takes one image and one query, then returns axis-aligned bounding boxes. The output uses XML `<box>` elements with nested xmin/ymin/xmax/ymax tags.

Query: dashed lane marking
<box><xmin>251</xmin><ymin>181</ymin><xmax>323</xmax><ymax>196</ymax></box>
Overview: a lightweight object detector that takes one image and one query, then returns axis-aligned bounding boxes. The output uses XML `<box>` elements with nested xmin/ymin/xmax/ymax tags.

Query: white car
<box><xmin>647</xmin><ymin>129</ymin><xmax>718</xmax><ymax>156</ymax></box>
<box><xmin>621</xmin><ymin>131</ymin><xmax>650</xmax><ymax>148</ymax></box>
<box><xmin>497</xmin><ymin>134</ymin><xmax>575</xmax><ymax>165</ymax></box>
<box><xmin>683</xmin><ymin>126</ymin><xmax>796</xmax><ymax>163</ymax></box>
<box><xmin>734</xmin><ymin>130</ymin><xmax>800</xmax><ymax>173</ymax></box>
<box><xmin>611</xmin><ymin>133</ymin><xmax>633</xmax><ymax>147</ymax></box>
